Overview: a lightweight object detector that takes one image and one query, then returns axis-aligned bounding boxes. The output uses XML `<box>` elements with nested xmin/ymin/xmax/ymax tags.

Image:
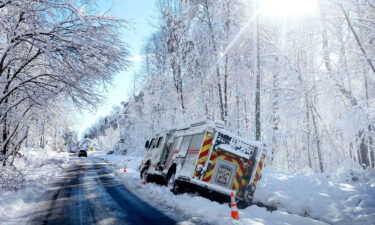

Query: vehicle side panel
<box><xmin>164</xmin><ymin>136</ymin><xmax>183</xmax><ymax>170</ymax></box>
<box><xmin>178</xmin><ymin>133</ymin><xmax>205</xmax><ymax>177</ymax></box>
<box><xmin>246</xmin><ymin>150</ymin><xmax>267</xmax><ymax>201</ymax></box>
<box><xmin>191</xmin><ymin>132</ymin><xmax>215</xmax><ymax>179</ymax></box>
<box><xmin>141</xmin><ymin>135</ymin><xmax>166</xmax><ymax>172</ymax></box>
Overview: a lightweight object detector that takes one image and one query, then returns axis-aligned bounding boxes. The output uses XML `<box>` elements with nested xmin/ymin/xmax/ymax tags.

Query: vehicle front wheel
<box><xmin>167</xmin><ymin>171</ymin><xmax>180</xmax><ymax>193</ymax></box>
<box><xmin>140</xmin><ymin>166</ymin><xmax>149</xmax><ymax>181</ymax></box>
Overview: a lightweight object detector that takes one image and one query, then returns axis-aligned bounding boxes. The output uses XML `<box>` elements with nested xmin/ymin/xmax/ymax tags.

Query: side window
<box><xmin>179</xmin><ymin>135</ymin><xmax>192</xmax><ymax>155</ymax></box>
<box><xmin>149</xmin><ymin>138</ymin><xmax>155</xmax><ymax>149</ymax></box>
<box><xmin>156</xmin><ymin>137</ymin><xmax>163</xmax><ymax>148</ymax></box>
<box><xmin>165</xmin><ymin>136</ymin><xmax>183</xmax><ymax>165</ymax></box>
<box><xmin>170</xmin><ymin>137</ymin><xmax>182</xmax><ymax>152</ymax></box>
<box><xmin>188</xmin><ymin>133</ymin><xmax>204</xmax><ymax>152</ymax></box>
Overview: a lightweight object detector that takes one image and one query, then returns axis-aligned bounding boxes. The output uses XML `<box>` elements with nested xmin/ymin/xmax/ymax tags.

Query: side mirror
<box><xmin>145</xmin><ymin>140</ymin><xmax>150</xmax><ymax>149</ymax></box>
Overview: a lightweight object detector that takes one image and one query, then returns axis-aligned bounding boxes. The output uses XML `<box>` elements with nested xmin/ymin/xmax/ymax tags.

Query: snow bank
<box><xmin>255</xmin><ymin>168</ymin><xmax>375</xmax><ymax>225</ymax></box>
<box><xmin>0</xmin><ymin>149</ymin><xmax>71</xmax><ymax>224</ymax></box>
<box><xmin>96</xmin><ymin>152</ymin><xmax>362</xmax><ymax>225</ymax></box>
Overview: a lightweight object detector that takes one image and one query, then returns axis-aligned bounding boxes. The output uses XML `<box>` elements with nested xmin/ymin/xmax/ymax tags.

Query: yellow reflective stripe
<box><xmin>237</xmin><ymin>168</ymin><xmax>243</xmax><ymax>177</ymax></box>
<box><xmin>233</xmin><ymin>178</ymin><xmax>239</xmax><ymax>190</ymax></box>
<box><xmin>204</xmin><ymin>166</ymin><xmax>214</xmax><ymax>178</ymax></box>
<box><xmin>201</xmin><ymin>143</ymin><xmax>211</xmax><ymax>151</ymax></box>
<box><xmin>194</xmin><ymin>133</ymin><xmax>214</xmax><ymax>179</ymax></box>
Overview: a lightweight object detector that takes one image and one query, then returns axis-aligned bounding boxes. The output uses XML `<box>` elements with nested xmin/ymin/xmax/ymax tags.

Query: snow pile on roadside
<box><xmin>96</xmin><ymin>153</ymin><xmax>375</xmax><ymax>225</ymax></box>
<box><xmin>0</xmin><ymin>149</ymin><xmax>71</xmax><ymax>224</ymax></box>
<box><xmin>255</xmin><ymin>168</ymin><xmax>375</xmax><ymax>225</ymax></box>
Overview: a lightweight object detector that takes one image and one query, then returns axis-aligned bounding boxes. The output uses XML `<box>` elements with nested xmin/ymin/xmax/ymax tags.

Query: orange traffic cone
<box><xmin>230</xmin><ymin>191</ymin><xmax>240</xmax><ymax>220</ymax></box>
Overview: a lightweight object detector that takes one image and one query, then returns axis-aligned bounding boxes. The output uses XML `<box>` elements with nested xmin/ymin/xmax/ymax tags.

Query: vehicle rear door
<box><xmin>201</xmin><ymin>147</ymin><xmax>253</xmax><ymax>198</ymax></box>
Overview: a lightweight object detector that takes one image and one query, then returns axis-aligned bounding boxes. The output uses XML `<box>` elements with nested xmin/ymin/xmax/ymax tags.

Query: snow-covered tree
<box><xmin>86</xmin><ymin>0</ymin><xmax>375</xmax><ymax>173</ymax></box>
<box><xmin>0</xmin><ymin>0</ymin><xmax>129</xmax><ymax>166</ymax></box>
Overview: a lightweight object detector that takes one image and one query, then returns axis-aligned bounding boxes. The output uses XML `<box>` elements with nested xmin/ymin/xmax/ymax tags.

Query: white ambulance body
<box><xmin>139</xmin><ymin>119</ymin><xmax>268</xmax><ymax>204</ymax></box>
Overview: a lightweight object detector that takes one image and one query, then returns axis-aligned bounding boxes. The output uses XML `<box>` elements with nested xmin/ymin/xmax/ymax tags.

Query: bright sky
<box><xmin>75</xmin><ymin>0</ymin><xmax>157</xmax><ymax>136</ymax></box>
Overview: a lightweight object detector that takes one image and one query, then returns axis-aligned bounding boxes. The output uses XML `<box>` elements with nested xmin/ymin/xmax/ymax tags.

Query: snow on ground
<box><xmin>255</xmin><ymin>168</ymin><xmax>375</xmax><ymax>225</ymax></box>
<box><xmin>92</xmin><ymin>151</ymin><xmax>375</xmax><ymax>225</ymax></box>
<box><xmin>0</xmin><ymin>149</ymin><xmax>71</xmax><ymax>224</ymax></box>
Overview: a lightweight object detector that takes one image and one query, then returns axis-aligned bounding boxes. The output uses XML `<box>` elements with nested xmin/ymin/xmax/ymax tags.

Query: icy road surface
<box><xmin>30</xmin><ymin>158</ymin><xmax>176</xmax><ymax>225</ymax></box>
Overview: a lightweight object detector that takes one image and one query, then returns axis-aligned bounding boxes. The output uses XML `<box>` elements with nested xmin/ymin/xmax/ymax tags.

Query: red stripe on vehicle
<box><xmin>255</xmin><ymin>172</ymin><xmax>260</xmax><ymax>180</ymax></box>
<box><xmin>202</xmin><ymin>175</ymin><xmax>211</xmax><ymax>182</ymax></box>
<box><xmin>188</xmin><ymin>149</ymin><xmax>200</xmax><ymax>154</ymax></box>
<box><xmin>224</xmin><ymin>156</ymin><xmax>233</xmax><ymax>162</ymax></box>
<box><xmin>258</xmin><ymin>161</ymin><xmax>263</xmax><ymax>171</ymax></box>
<box><xmin>198</xmin><ymin>150</ymin><xmax>209</xmax><ymax>159</ymax></box>
<box><xmin>202</xmin><ymin>138</ymin><xmax>213</xmax><ymax>146</ymax></box>
<box><xmin>209</xmin><ymin>151</ymin><xmax>217</xmax><ymax>160</ymax></box>
<box><xmin>238</xmin><ymin>163</ymin><xmax>245</xmax><ymax>173</ymax></box>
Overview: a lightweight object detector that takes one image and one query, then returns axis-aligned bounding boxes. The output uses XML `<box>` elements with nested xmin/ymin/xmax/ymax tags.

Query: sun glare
<box><xmin>260</xmin><ymin>0</ymin><xmax>318</xmax><ymax>17</ymax></box>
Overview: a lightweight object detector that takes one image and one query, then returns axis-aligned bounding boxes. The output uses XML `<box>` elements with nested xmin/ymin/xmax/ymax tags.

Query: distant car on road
<box><xmin>78</xmin><ymin>150</ymin><xmax>87</xmax><ymax>157</ymax></box>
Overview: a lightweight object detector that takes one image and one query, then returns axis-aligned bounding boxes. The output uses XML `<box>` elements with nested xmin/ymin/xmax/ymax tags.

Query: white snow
<box><xmin>216</xmin><ymin>144</ymin><xmax>251</xmax><ymax>159</ymax></box>
<box><xmin>93</xmin><ymin>152</ymin><xmax>375</xmax><ymax>225</ymax></box>
<box><xmin>0</xmin><ymin>149</ymin><xmax>71</xmax><ymax>224</ymax></box>
<box><xmin>2</xmin><ymin>149</ymin><xmax>374</xmax><ymax>225</ymax></box>
<box><xmin>255</xmin><ymin>169</ymin><xmax>375</xmax><ymax>225</ymax></box>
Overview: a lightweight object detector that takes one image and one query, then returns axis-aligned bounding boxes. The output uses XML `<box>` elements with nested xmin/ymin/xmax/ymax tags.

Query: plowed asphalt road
<box><xmin>30</xmin><ymin>158</ymin><xmax>177</xmax><ymax>225</ymax></box>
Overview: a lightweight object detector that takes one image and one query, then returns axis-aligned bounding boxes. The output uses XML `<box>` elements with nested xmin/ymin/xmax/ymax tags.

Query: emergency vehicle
<box><xmin>139</xmin><ymin>119</ymin><xmax>269</xmax><ymax>206</ymax></box>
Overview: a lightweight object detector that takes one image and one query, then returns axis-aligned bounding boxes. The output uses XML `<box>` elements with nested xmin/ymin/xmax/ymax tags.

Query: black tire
<box><xmin>167</xmin><ymin>171</ymin><xmax>180</xmax><ymax>193</ymax></box>
<box><xmin>140</xmin><ymin>166</ymin><xmax>149</xmax><ymax>181</ymax></box>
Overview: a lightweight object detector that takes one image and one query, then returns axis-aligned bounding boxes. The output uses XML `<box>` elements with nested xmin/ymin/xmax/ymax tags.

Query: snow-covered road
<box><xmin>30</xmin><ymin>158</ymin><xmax>176</xmax><ymax>225</ymax></box>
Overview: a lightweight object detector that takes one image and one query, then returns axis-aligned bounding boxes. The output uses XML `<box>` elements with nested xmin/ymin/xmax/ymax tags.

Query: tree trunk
<box><xmin>254</xmin><ymin>0</ymin><xmax>261</xmax><ymax>141</ymax></box>
<box><xmin>203</xmin><ymin>0</ymin><xmax>225</xmax><ymax>121</ymax></box>
<box><xmin>40</xmin><ymin>122</ymin><xmax>45</xmax><ymax>149</ymax></box>
<box><xmin>310</xmin><ymin>106</ymin><xmax>324</xmax><ymax>173</ymax></box>
<box><xmin>305</xmin><ymin>101</ymin><xmax>313</xmax><ymax>169</ymax></box>
<box><xmin>236</xmin><ymin>95</ymin><xmax>240</xmax><ymax>135</ymax></box>
<box><xmin>223</xmin><ymin>0</ymin><xmax>230</xmax><ymax>119</ymax></box>
<box><xmin>340</xmin><ymin>4</ymin><xmax>375</xmax><ymax>75</ymax></box>
<box><xmin>320</xmin><ymin>10</ymin><xmax>358</xmax><ymax>106</ymax></box>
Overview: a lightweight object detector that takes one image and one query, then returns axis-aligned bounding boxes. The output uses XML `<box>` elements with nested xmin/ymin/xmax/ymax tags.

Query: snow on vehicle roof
<box><xmin>216</xmin><ymin>144</ymin><xmax>250</xmax><ymax>159</ymax></box>
<box><xmin>216</xmin><ymin>128</ymin><xmax>265</xmax><ymax>159</ymax></box>
<box><xmin>217</xmin><ymin>128</ymin><xmax>264</xmax><ymax>148</ymax></box>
